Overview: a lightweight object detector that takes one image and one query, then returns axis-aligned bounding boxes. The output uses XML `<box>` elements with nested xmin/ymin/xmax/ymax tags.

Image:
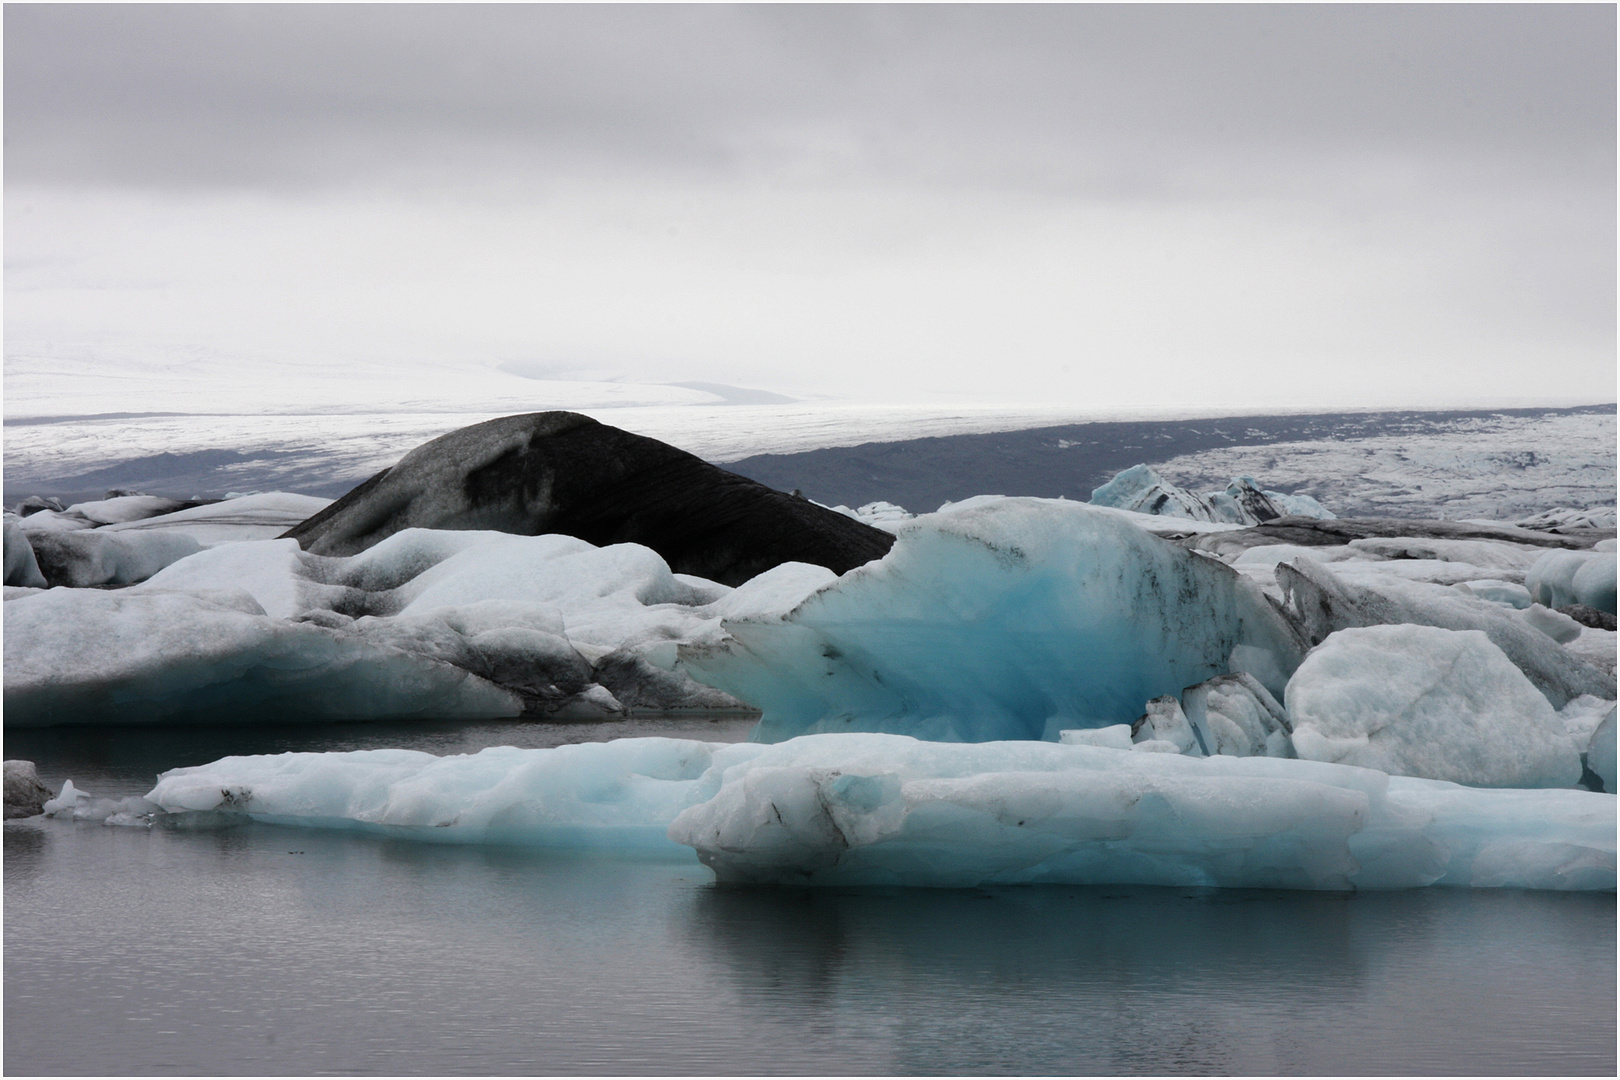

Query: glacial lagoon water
<box><xmin>5</xmin><ymin>718</ymin><xmax>1616</xmax><ymax>1076</ymax></box>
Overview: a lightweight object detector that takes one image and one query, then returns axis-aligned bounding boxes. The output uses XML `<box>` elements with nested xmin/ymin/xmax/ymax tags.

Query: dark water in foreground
<box><xmin>5</xmin><ymin>719</ymin><xmax>1616</xmax><ymax>1076</ymax></box>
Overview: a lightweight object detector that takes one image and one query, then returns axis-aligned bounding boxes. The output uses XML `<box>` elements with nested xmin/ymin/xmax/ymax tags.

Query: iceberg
<box><xmin>1275</xmin><ymin>555</ymin><xmax>1614</xmax><ymax>708</ymax></box>
<box><xmin>678</xmin><ymin>497</ymin><xmax>1305</xmax><ymax>743</ymax></box>
<box><xmin>1527</xmin><ymin>549</ymin><xmax>1618</xmax><ymax>616</ymax></box>
<box><xmin>1284</xmin><ymin>625</ymin><xmax>1581</xmax><ymax>788</ymax></box>
<box><xmin>1088</xmin><ymin>465</ymin><xmax>1335</xmax><ymax>525</ymax></box>
<box><xmin>21</xmin><ymin>528</ymin><xmax>203</xmax><ymax>588</ymax></box>
<box><xmin>3</xmin><ymin>526</ymin><xmax>761</xmax><ymax>724</ymax></box>
<box><xmin>3</xmin><ymin>587</ymin><xmax>521</xmax><ymax>726</ymax></box>
<box><xmin>139</xmin><ymin>734</ymin><xmax>1615</xmax><ymax>892</ymax></box>
<box><xmin>4</xmin><ymin>518</ymin><xmax>48</xmax><ymax>588</ymax></box>
<box><xmin>102</xmin><ymin>492</ymin><xmax>334</xmax><ymax>547</ymax></box>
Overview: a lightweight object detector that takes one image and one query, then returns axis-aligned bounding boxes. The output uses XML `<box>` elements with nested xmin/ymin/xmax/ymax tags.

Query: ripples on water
<box><xmin>6</xmin><ymin>719</ymin><xmax>1616</xmax><ymax>1076</ymax></box>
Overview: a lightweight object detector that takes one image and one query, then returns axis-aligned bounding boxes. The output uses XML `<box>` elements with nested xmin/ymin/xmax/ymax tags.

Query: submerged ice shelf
<box><xmin>129</xmin><ymin>734</ymin><xmax>1615</xmax><ymax>891</ymax></box>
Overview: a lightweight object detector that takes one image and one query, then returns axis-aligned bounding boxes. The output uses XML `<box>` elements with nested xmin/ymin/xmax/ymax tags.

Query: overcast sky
<box><xmin>5</xmin><ymin>4</ymin><xmax>1615</xmax><ymax>413</ymax></box>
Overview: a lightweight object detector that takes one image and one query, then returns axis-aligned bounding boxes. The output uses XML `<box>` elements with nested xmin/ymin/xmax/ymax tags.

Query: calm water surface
<box><xmin>5</xmin><ymin>719</ymin><xmax>1616</xmax><ymax>1076</ymax></box>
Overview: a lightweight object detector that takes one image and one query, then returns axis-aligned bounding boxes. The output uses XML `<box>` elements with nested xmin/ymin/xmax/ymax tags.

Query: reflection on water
<box><xmin>5</xmin><ymin>719</ymin><xmax>1616</xmax><ymax>1075</ymax></box>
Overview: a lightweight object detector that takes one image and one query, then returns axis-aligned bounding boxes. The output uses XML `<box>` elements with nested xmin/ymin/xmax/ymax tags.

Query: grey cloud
<box><xmin>5</xmin><ymin>4</ymin><xmax>1613</xmax><ymax>192</ymax></box>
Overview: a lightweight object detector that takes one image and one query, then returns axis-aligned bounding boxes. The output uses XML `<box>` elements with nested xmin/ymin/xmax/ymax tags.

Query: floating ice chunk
<box><xmin>1133</xmin><ymin>695</ymin><xmax>1202</xmax><ymax>754</ymax></box>
<box><xmin>701</xmin><ymin>561</ymin><xmax>837</xmax><ymax>622</ymax></box>
<box><xmin>1558</xmin><ymin>695</ymin><xmax>1618</xmax><ymax>747</ymax></box>
<box><xmin>827</xmin><ymin>501</ymin><xmax>915</xmax><ymax>534</ymax></box>
<box><xmin>102</xmin><ymin>492</ymin><xmax>333</xmax><ymax>547</ymax></box>
<box><xmin>1265</xmin><ymin>490</ymin><xmax>1336</xmax><ymax>520</ymax></box>
<box><xmin>3</xmin><ymin>519</ymin><xmax>47</xmax><ymax>588</ymax></box>
<box><xmin>64</xmin><ymin>495</ymin><xmax>191</xmax><ymax>525</ymax></box>
<box><xmin>1276</xmin><ymin>555</ymin><xmax>1614</xmax><ymax>707</ymax></box>
<box><xmin>14</xmin><ymin>509</ymin><xmax>95</xmax><ymax>533</ymax></box>
<box><xmin>142</xmin><ymin>734</ymin><xmax>1614</xmax><ymax>891</ymax></box>
<box><xmin>678</xmin><ymin>498</ymin><xmax>1303</xmax><ymax>742</ymax></box>
<box><xmin>41</xmin><ymin>778</ymin><xmax>87</xmax><ymax>816</ymax></box>
<box><xmin>1346</xmin><ymin>537</ymin><xmax>1547</xmax><ymax>575</ymax></box>
<box><xmin>1234</xmin><ymin>543</ymin><xmax>1355</xmax><ymax>568</ymax></box>
<box><xmin>1586</xmin><ymin>709</ymin><xmax>1616</xmax><ymax>794</ymax></box>
<box><xmin>1183</xmin><ymin>672</ymin><xmax>1293</xmax><ymax>758</ymax></box>
<box><xmin>1452</xmin><ymin>579</ymin><xmax>1532</xmax><ymax>609</ymax></box>
<box><xmin>1284</xmin><ymin>625</ymin><xmax>1581</xmax><ymax>788</ymax></box>
<box><xmin>667</xmin><ymin>735</ymin><xmax>1613</xmax><ymax>890</ymax></box>
<box><xmin>5</xmin><ymin>525</ymin><xmax>747</xmax><ymax>723</ymax></box>
<box><xmin>1527</xmin><ymin>549</ymin><xmax>1618</xmax><ymax>615</ymax></box>
<box><xmin>1089</xmin><ymin>466</ymin><xmax>1333</xmax><ymax>525</ymax></box>
<box><xmin>1058</xmin><ymin>725</ymin><xmax>1134</xmax><ymax>750</ymax></box>
<box><xmin>38</xmin><ymin>777</ymin><xmax>164</xmax><ymax>826</ymax></box>
<box><xmin>137</xmin><ymin>538</ymin><xmax>348</xmax><ymax>620</ymax></box>
<box><xmin>1516</xmin><ymin>506</ymin><xmax>1619</xmax><ymax>531</ymax></box>
<box><xmin>3</xmin><ymin>588</ymin><xmax>521</xmax><ymax>726</ymax></box>
<box><xmin>22</xmin><ymin>528</ymin><xmax>203</xmax><ymax>588</ymax></box>
<box><xmin>148</xmin><ymin>740</ymin><xmax>747</xmax><ymax>849</ymax></box>
<box><xmin>1563</xmin><ymin>626</ymin><xmax>1617</xmax><ymax>679</ymax></box>
<box><xmin>1090</xmin><ymin>465</ymin><xmax>1256</xmax><ymax>523</ymax></box>
<box><xmin>1519</xmin><ymin>603</ymin><xmax>1584</xmax><ymax>644</ymax></box>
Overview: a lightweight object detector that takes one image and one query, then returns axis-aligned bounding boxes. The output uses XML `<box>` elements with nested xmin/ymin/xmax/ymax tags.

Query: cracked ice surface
<box><xmin>140</xmin><ymin>734</ymin><xmax>1615</xmax><ymax>891</ymax></box>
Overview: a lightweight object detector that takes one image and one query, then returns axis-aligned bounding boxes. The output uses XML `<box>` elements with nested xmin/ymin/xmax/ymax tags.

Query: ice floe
<box><xmin>134</xmin><ymin>734</ymin><xmax>1615</xmax><ymax>891</ymax></box>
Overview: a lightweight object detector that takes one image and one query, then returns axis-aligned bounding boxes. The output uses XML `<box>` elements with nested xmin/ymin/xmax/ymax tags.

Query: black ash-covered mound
<box><xmin>283</xmin><ymin>412</ymin><xmax>895</xmax><ymax>587</ymax></box>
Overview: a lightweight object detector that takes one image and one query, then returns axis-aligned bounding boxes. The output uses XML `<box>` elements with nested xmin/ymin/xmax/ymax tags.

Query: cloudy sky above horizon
<box><xmin>5</xmin><ymin>4</ymin><xmax>1615</xmax><ymax>415</ymax></box>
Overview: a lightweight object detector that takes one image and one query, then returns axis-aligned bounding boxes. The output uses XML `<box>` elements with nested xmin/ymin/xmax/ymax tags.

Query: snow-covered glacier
<box><xmin>135</xmin><ymin>735</ymin><xmax>1614</xmax><ymax>891</ymax></box>
<box><xmin>676</xmin><ymin>497</ymin><xmax>1305</xmax><ymax>743</ymax></box>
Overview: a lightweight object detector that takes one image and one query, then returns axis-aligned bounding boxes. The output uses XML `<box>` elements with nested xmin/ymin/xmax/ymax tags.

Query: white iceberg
<box><xmin>3</xmin><ymin>587</ymin><xmax>521</xmax><ymax>726</ymax></box>
<box><xmin>1284</xmin><ymin>625</ymin><xmax>1581</xmax><ymax>788</ymax></box>
<box><xmin>1275</xmin><ymin>555</ymin><xmax>1614</xmax><ymax>708</ymax></box>
<box><xmin>3</xmin><ymin>518</ymin><xmax>47</xmax><ymax>588</ymax></box>
<box><xmin>20</xmin><ymin>528</ymin><xmax>204</xmax><ymax>588</ymax></box>
<box><xmin>1089</xmin><ymin>465</ymin><xmax>1334</xmax><ymax>524</ymax></box>
<box><xmin>102</xmin><ymin>492</ymin><xmax>333</xmax><ymax>547</ymax></box>
<box><xmin>4</xmin><ymin>525</ymin><xmax>757</xmax><ymax>724</ymax></box>
<box><xmin>1527</xmin><ymin>549</ymin><xmax>1618</xmax><ymax>615</ymax></box>
<box><xmin>141</xmin><ymin>734</ymin><xmax>1616</xmax><ymax>892</ymax></box>
<box><xmin>678</xmin><ymin>497</ymin><xmax>1304</xmax><ymax>743</ymax></box>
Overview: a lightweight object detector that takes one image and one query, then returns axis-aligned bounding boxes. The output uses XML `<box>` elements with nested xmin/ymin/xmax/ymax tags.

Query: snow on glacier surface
<box><xmin>139</xmin><ymin>734</ymin><xmax>1615</xmax><ymax>892</ymax></box>
<box><xmin>1284</xmin><ymin>625</ymin><xmax>1581</xmax><ymax>788</ymax></box>
<box><xmin>677</xmin><ymin>497</ymin><xmax>1304</xmax><ymax>743</ymax></box>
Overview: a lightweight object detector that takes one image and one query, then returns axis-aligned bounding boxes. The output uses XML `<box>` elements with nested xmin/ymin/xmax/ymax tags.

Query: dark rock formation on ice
<box><xmin>283</xmin><ymin>413</ymin><xmax>896</xmax><ymax>587</ymax></box>
<box><xmin>1190</xmin><ymin>516</ymin><xmax>1613</xmax><ymax>559</ymax></box>
<box><xmin>1276</xmin><ymin>555</ymin><xmax>1616</xmax><ymax>709</ymax></box>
